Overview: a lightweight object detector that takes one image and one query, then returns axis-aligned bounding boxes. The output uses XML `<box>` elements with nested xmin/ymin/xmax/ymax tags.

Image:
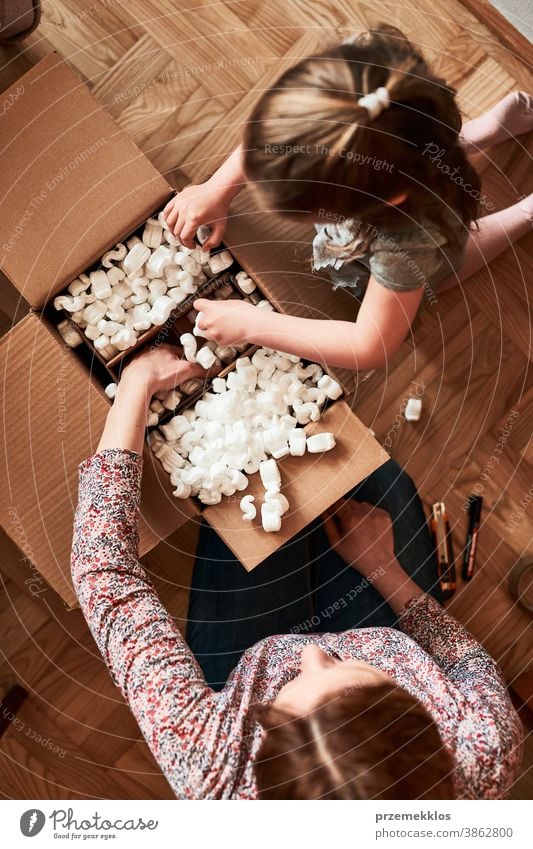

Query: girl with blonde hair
<box><xmin>166</xmin><ymin>25</ymin><xmax>533</xmax><ymax>370</ymax></box>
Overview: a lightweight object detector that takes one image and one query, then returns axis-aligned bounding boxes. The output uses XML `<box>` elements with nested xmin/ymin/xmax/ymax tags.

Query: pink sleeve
<box><xmin>70</xmin><ymin>449</ymin><xmax>232</xmax><ymax>798</ymax></box>
<box><xmin>399</xmin><ymin>595</ymin><xmax>523</xmax><ymax>798</ymax></box>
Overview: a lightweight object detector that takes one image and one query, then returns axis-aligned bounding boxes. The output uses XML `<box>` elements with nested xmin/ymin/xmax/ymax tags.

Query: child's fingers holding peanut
<box><xmin>202</xmin><ymin>222</ymin><xmax>226</xmax><ymax>250</ymax></box>
<box><xmin>178</xmin><ymin>215</ymin><xmax>202</xmax><ymax>249</ymax></box>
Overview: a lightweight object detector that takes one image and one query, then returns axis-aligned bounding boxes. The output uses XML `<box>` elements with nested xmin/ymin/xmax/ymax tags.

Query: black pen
<box><xmin>462</xmin><ymin>495</ymin><xmax>483</xmax><ymax>581</ymax></box>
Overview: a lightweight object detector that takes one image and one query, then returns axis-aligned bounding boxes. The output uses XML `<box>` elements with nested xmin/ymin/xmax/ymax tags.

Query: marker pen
<box><xmin>430</xmin><ymin>501</ymin><xmax>456</xmax><ymax>599</ymax></box>
<box><xmin>462</xmin><ymin>495</ymin><xmax>483</xmax><ymax>581</ymax></box>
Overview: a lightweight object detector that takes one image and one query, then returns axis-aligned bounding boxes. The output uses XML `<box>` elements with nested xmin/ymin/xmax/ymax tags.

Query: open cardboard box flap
<box><xmin>0</xmin><ymin>54</ymin><xmax>172</xmax><ymax>310</ymax></box>
<box><xmin>203</xmin><ymin>400</ymin><xmax>388</xmax><ymax>570</ymax></box>
<box><xmin>0</xmin><ymin>313</ymin><xmax>195</xmax><ymax>607</ymax></box>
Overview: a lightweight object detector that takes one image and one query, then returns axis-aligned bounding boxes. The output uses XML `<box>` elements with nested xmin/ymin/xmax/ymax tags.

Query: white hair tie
<box><xmin>358</xmin><ymin>86</ymin><xmax>390</xmax><ymax>120</ymax></box>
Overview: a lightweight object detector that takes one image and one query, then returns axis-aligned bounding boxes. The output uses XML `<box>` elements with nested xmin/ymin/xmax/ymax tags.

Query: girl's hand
<box><xmin>323</xmin><ymin>499</ymin><xmax>395</xmax><ymax>577</ymax></box>
<box><xmin>193</xmin><ymin>298</ymin><xmax>260</xmax><ymax>346</ymax></box>
<box><xmin>163</xmin><ymin>180</ymin><xmax>233</xmax><ymax>249</ymax></box>
<box><xmin>121</xmin><ymin>344</ymin><xmax>208</xmax><ymax>396</ymax></box>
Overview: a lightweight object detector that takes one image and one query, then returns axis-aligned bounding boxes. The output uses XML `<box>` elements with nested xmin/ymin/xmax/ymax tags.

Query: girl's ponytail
<box><xmin>244</xmin><ymin>24</ymin><xmax>480</xmax><ymax>244</ymax></box>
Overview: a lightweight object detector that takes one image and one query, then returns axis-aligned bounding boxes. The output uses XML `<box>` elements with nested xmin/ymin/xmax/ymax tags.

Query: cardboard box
<box><xmin>0</xmin><ymin>54</ymin><xmax>194</xmax><ymax>607</ymax></box>
<box><xmin>201</xmin><ymin>399</ymin><xmax>387</xmax><ymax>566</ymax></box>
<box><xmin>52</xmin><ymin>228</ymin><xmax>253</xmax><ymax>379</ymax></box>
<box><xmin>0</xmin><ymin>311</ymin><xmax>197</xmax><ymax>609</ymax></box>
<box><xmin>0</xmin><ymin>54</ymin><xmax>388</xmax><ymax>607</ymax></box>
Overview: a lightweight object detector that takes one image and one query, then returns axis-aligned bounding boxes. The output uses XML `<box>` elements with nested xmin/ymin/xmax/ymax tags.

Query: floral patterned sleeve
<box><xmin>70</xmin><ymin>449</ymin><xmax>234</xmax><ymax>799</ymax></box>
<box><xmin>399</xmin><ymin>595</ymin><xmax>523</xmax><ymax>798</ymax></box>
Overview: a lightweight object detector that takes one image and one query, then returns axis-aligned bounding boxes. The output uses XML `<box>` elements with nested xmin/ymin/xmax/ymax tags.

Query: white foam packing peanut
<box><xmin>265</xmin><ymin>490</ymin><xmax>289</xmax><ymax>514</ymax></box>
<box><xmin>306</xmin><ymin>432</ymin><xmax>336</xmax><ymax>453</ymax></box>
<box><xmin>404</xmin><ymin>397</ymin><xmax>422</xmax><ymax>421</ymax></box>
<box><xmin>288</xmin><ymin>427</ymin><xmax>306</xmax><ymax>456</ymax></box>
<box><xmin>317</xmin><ymin>374</ymin><xmax>343</xmax><ymax>400</ymax></box>
<box><xmin>259</xmin><ymin>458</ymin><xmax>281</xmax><ymax>492</ymax></box>
<box><xmin>104</xmin><ymin>382</ymin><xmax>118</xmax><ymax>400</ymax></box>
<box><xmin>111</xmin><ymin>327</ymin><xmax>137</xmax><ymax>351</ymax></box>
<box><xmin>143</xmin><ymin>218</ymin><xmax>163</xmax><ymax>249</ymax></box>
<box><xmin>150</xmin><ymin>347</ymin><xmax>341</xmax><ymax>531</ymax></box>
<box><xmin>162</xmin><ymin>389</ymin><xmax>182</xmax><ymax>411</ymax></box>
<box><xmin>193</xmin><ymin>311</ymin><xmax>208</xmax><ymax>338</ymax></box>
<box><xmin>179</xmin><ymin>331</ymin><xmax>221</xmax><ymax>371</ymax></box>
<box><xmin>90</xmin><ymin>270</ymin><xmax>112</xmax><ymax>301</ymax></box>
<box><xmin>52</xmin><ymin>207</ymin><xmax>214</xmax><ymax>358</ymax></box>
<box><xmin>57</xmin><ymin>319</ymin><xmax>83</xmax><ymax>348</ymax></box>
<box><xmin>180</xmin><ymin>332</ymin><xmax>197</xmax><ymax>363</ymax></box>
<box><xmin>196</xmin><ymin>345</ymin><xmax>217</xmax><ymax>370</ymax></box>
<box><xmin>235</xmin><ymin>270</ymin><xmax>257</xmax><ymax>295</ymax></box>
<box><xmin>147</xmin><ymin>245</ymin><xmax>173</xmax><ymax>278</ymax></box>
<box><xmin>208</xmin><ymin>250</ymin><xmax>233</xmax><ymax>275</ymax></box>
<box><xmin>149</xmin><ymin>295</ymin><xmax>175</xmax><ymax>326</ymax></box>
<box><xmin>124</xmin><ymin>243</ymin><xmax>151</xmax><ymax>276</ymax></box>
<box><xmin>240</xmin><ymin>495</ymin><xmax>256</xmax><ymax>521</ymax></box>
<box><xmin>261</xmin><ymin>503</ymin><xmax>282</xmax><ymax>533</ymax></box>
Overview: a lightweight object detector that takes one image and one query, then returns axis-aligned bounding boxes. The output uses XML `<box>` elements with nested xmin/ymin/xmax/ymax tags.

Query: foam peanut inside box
<box><xmin>51</xmin><ymin>213</ymin><xmax>255</xmax><ymax>374</ymax></box>
<box><xmin>0</xmin><ymin>54</ymin><xmax>389</xmax><ymax>603</ymax></box>
<box><xmin>151</xmin><ymin>344</ymin><xmax>388</xmax><ymax>569</ymax></box>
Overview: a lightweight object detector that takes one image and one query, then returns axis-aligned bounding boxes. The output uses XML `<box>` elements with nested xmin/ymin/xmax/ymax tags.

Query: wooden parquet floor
<box><xmin>0</xmin><ymin>0</ymin><xmax>531</xmax><ymax>799</ymax></box>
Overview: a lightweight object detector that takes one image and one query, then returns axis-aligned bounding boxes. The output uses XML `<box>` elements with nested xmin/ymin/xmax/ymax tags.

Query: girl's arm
<box><xmin>73</xmin><ymin>348</ymin><xmax>239</xmax><ymax>799</ymax></box>
<box><xmin>195</xmin><ymin>277</ymin><xmax>425</xmax><ymax>371</ymax></box>
<box><xmin>207</xmin><ymin>145</ymin><xmax>246</xmax><ymax>197</ymax></box>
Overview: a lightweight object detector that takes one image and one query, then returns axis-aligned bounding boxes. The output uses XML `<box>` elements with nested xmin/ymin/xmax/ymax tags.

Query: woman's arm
<box><xmin>400</xmin><ymin>594</ymin><xmax>523</xmax><ymax>798</ymax></box>
<box><xmin>73</xmin><ymin>347</ymin><xmax>238</xmax><ymax>798</ymax></box>
<box><xmin>325</xmin><ymin>499</ymin><xmax>523</xmax><ymax>798</ymax></box>
<box><xmin>195</xmin><ymin>277</ymin><xmax>424</xmax><ymax>371</ymax></box>
<box><xmin>96</xmin><ymin>344</ymin><xmax>206</xmax><ymax>453</ymax></box>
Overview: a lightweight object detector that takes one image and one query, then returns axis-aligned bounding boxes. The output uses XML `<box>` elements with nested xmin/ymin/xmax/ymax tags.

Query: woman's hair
<box><xmin>253</xmin><ymin>682</ymin><xmax>456</xmax><ymax>799</ymax></box>
<box><xmin>243</xmin><ymin>25</ymin><xmax>480</xmax><ymax>254</ymax></box>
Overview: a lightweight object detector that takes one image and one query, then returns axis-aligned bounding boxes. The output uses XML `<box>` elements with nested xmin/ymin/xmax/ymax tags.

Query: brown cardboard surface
<box><xmin>0</xmin><ymin>313</ymin><xmax>196</xmax><ymax>607</ymax></box>
<box><xmin>0</xmin><ymin>92</ymin><xmax>382</xmax><ymax>606</ymax></box>
<box><xmin>0</xmin><ymin>54</ymin><xmax>171</xmax><ymax>309</ymax></box>
<box><xmin>203</xmin><ymin>400</ymin><xmax>388</xmax><ymax>570</ymax></box>
<box><xmin>0</xmin><ymin>313</ymin><xmax>109</xmax><ymax>607</ymax></box>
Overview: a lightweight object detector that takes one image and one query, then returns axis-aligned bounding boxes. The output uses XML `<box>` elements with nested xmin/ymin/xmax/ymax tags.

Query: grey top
<box><xmin>313</xmin><ymin>210</ymin><xmax>469</xmax><ymax>297</ymax></box>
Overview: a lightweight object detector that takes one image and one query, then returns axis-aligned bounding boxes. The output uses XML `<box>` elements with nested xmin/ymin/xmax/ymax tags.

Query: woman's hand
<box><xmin>121</xmin><ymin>344</ymin><xmax>207</xmax><ymax>396</ymax></box>
<box><xmin>193</xmin><ymin>298</ymin><xmax>261</xmax><ymax>347</ymax></box>
<box><xmin>97</xmin><ymin>345</ymin><xmax>208</xmax><ymax>454</ymax></box>
<box><xmin>323</xmin><ymin>499</ymin><xmax>395</xmax><ymax>576</ymax></box>
<box><xmin>324</xmin><ymin>497</ymin><xmax>426</xmax><ymax>615</ymax></box>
